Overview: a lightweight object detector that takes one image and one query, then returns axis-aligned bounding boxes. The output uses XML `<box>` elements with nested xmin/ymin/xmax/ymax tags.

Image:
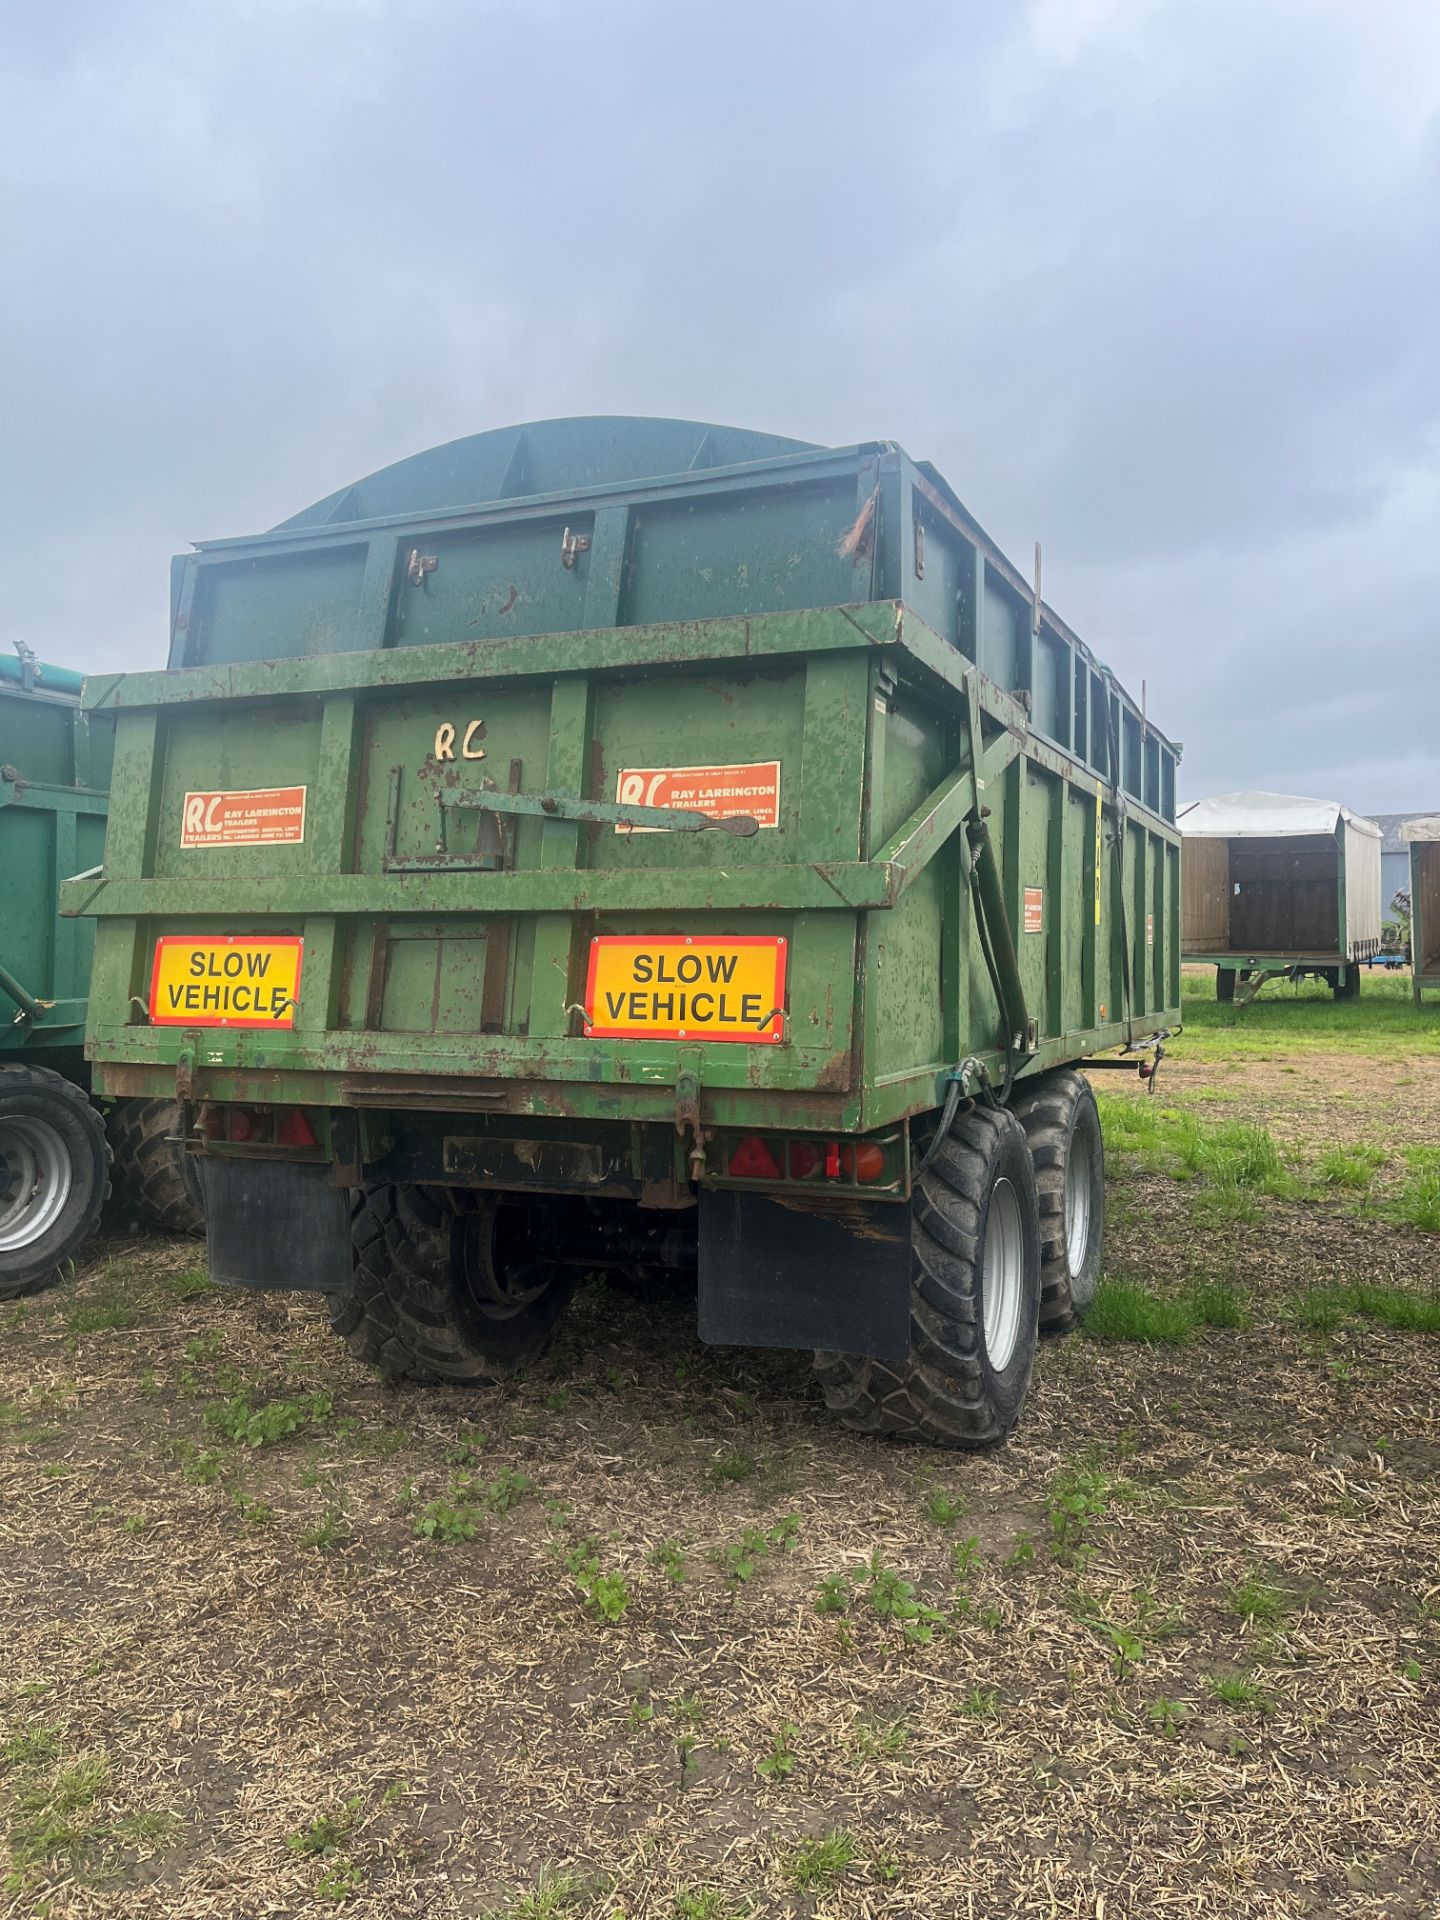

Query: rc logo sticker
<box><xmin>180</xmin><ymin>786</ymin><xmax>306</xmax><ymax>849</ymax></box>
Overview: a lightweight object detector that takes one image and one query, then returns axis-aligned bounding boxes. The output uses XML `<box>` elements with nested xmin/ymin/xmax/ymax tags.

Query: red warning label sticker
<box><xmin>180</xmin><ymin>787</ymin><xmax>307</xmax><ymax>849</ymax></box>
<box><xmin>614</xmin><ymin>762</ymin><xmax>781</xmax><ymax>832</ymax></box>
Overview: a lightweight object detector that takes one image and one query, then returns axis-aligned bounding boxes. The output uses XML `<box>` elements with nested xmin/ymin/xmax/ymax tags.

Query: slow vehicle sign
<box><xmin>148</xmin><ymin>935</ymin><xmax>304</xmax><ymax>1029</ymax></box>
<box><xmin>583</xmin><ymin>935</ymin><xmax>786</xmax><ymax>1043</ymax></box>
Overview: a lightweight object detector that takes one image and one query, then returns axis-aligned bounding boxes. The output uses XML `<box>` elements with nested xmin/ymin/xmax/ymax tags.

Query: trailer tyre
<box><xmin>813</xmin><ymin>1105</ymin><xmax>1040</xmax><ymax>1448</ymax></box>
<box><xmin>1008</xmin><ymin>1070</ymin><xmax>1104</xmax><ymax>1333</ymax></box>
<box><xmin>1333</xmin><ymin>967</ymin><xmax>1361</xmax><ymax>1002</ymax></box>
<box><xmin>106</xmin><ymin>1099</ymin><xmax>205</xmax><ymax>1237</ymax></box>
<box><xmin>333</xmin><ymin>1183</ymin><xmax>576</xmax><ymax>1385</ymax></box>
<box><xmin>0</xmin><ymin>1064</ymin><xmax>110</xmax><ymax>1300</ymax></box>
<box><xmin>1216</xmin><ymin>969</ymin><xmax>1236</xmax><ymax>1002</ymax></box>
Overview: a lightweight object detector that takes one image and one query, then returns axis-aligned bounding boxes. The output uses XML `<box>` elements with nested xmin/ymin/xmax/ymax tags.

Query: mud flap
<box><xmin>201</xmin><ymin>1157</ymin><xmax>352</xmax><ymax>1294</ymax></box>
<box><xmin>698</xmin><ymin>1189</ymin><xmax>912</xmax><ymax>1362</ymax></box>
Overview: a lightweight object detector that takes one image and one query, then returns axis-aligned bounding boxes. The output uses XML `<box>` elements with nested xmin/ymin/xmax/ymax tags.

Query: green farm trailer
<box><xmin>1</xmin><ymin>648</ymin><xmax>201</xmax><ymax>1297</ymax></box>
<box><xmin>1404</xmin><ymin>817</ymin><xmax>1440</xmax><ymax>1007</ymax></box>
<box><xmin>67</xmin><ymin>418</ymin><xmax>1181</xmax><ymax>1444</ymax></box>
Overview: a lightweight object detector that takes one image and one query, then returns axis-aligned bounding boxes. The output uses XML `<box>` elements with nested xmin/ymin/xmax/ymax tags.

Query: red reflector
<box><xmin>228</xmin><ymin>1108</ymin><xmax>254</xmax><ymax>1142</ymax></box>
<box><xmin>824</xmin><ymin>1141</ymin><xmax>841</xmax><ymax>1179</ymax></box>
<box><xmin>844</xmin><ymin>1142</ymin><xmax>888</xmax><ymax>1183</ymax></box>
<box><xmin>788</xmin><ymin>1141</ymin><xmax>821</xmax><ymax>1180</ymax></box>
<box><xmin>277</xmin><ymin>1107</ymin><xmax>317</xmax><ymax>1148</ymax></box>
<box><xmin>728</xmin><ymin>1136</ymin><xmax>782</xmax><ymax>1180</ymax></box>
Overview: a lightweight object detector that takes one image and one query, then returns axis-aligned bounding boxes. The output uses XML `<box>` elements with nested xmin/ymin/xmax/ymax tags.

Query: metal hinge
<box><xmin>560</xmin><ymin>526</ymin><xmax>591</xmax><ymax>569</ymax></box>
<box><xmin>406</xmin><ymin>549</ymin><xmax>438</xmax><ymax>587</ymax></box>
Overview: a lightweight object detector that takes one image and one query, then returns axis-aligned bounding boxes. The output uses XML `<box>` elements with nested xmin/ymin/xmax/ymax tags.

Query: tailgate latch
<box><xmin>675</xmin><ymin>1069</ymin><xmax>707</xmax><ymax>1181</ymax></box>
<box><xmin>560</xmin><ymin>526</ymin><xmax>591</xmax><ymax>569</ymax></box>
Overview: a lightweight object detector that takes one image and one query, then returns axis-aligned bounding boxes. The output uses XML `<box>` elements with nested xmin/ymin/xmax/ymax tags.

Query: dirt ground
<box><xmin>2</xmin><ymin>1000</ymin><xmax>1438</xmax><ymax>1918</ymax></box>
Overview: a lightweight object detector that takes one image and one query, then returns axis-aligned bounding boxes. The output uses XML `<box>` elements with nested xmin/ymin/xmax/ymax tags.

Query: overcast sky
<box><xmin>3</xmin><ymin>0</ymin><xmax>1437</xmax><ymax>812</ymax></box>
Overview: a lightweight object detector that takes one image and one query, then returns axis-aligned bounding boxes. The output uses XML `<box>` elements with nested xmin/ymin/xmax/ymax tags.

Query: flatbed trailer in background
<box><xmin>1180</xmin><ymin>790</ymin><xmax>1382</xmax><ymax>1007</ymax></box>
<box><xmin>67</xmin><ymin>417</ymin><xmax>1181</xmax><ymax>1444</ymax></box>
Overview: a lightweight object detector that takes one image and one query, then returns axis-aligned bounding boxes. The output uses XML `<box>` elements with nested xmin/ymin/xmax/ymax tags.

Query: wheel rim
<box><xmin>460</xmin><ymin>1202</ymin><xmax>553</xmax><ymax>1321</ymax></box>
<box><xmin>0</xmin><ymin>1118</ymin><xmax>74</xmax><ymax>1253</ymax></box>
<box><xmin>1064</xmin><ymin>1127</ymin><xmax>1094</xmax><ymax>1275</ymax></box>
<box><xmin>983</xmin><ymin>1175</ymin><xmax>1024</xmax><ymax>1372</ymax></box>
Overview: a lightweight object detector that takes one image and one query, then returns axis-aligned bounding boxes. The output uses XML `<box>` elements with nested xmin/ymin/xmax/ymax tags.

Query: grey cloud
<box><xmin>1</xmin><ymin>0</ymin><xmax>1436</xmax><ymax>811</ymax></box>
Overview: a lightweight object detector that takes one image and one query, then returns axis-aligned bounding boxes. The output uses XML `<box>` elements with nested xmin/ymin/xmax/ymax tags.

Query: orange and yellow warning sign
<box><xmin>148</xmin><ymin>936</ymin><xmax>303</xmax><ymax>1029</ymax></box>
<box><xmin>180</xmin><ymin>786</ymin><xmax>306</xmax><ymax>849</ymax></box>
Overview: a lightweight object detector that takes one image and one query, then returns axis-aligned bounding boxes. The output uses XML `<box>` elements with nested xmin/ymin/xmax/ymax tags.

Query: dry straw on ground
<box><xmin>0</xmin><ymin>1040</ymin><xmax>1436</xmax><ymax>1917</ymax></box>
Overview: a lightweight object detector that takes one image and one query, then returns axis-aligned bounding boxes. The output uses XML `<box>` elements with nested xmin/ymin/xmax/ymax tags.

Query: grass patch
<box><xmin>1173</xmin><ymin>970</ymin><xmax>1440</xmax><ymax>1057</ymax></box>
<box><xmin>1227</xmin><ymin>1570</ymin><xmax>1292</xmax><ymax>1627</ymax></box>
<box><xmin>1206</xmin><ymin>1672</ymin><xmax>1274</xmax><ymax>1712</ymax></box>
<box><xmin>1083</xmin><ymin>1278</ymin><xmax>1193</xmax><ymax>1346</ymax></box>
<box><xmin>1296</xmin><ymin>1283</ymin><xmax>1440</xmax><ymax>1335</ymax></box>
<box><xmin>1098</xmin><ymin>1097</ymin><xmax>1294</xmax><ymax>1202</ymax></box>
<box><xmin>781</xmin><ymin>1829</ymin><xmax>857</xmax><ymax>1890</ymax></box>
<box><xmin>1391</xmin><ymin>1167</ymin><xmax>1440</xmax><ymax>1231</ymax></box>
<box><xmin>4</xmin><ymin>1746</ymin><xmax>179</xmax><ymax>1886</ymax></box>
<box><xmin>489</xmin><ymin>1869</ymin><xmax>593</xmax><ymax>1916</ymax></box>
<box><xmin>68</xmin><ymin>1292</ymin><xmax>141</xmax><ymax>1335</ymax></box>
<box><xmin>1187</xmin><ymin>1280</ymin><xmax>1249</xmax><ymax>1329</ymax></box>
<box><xmin>920</xmin><ymin>1484</ymin><xmax>967</xmax><ymax>1528</ymax></box>
<box><xmin>1316</xmin><ymin>1145</ymin><xmax>1386</xmax><ymax>1190</ymax></box>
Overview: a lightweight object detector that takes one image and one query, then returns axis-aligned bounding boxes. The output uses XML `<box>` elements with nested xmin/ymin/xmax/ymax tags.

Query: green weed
<box><xmin>1048</xmin><ymin>1461</ymin><xmax>1131</xmax><ymax>1565</ymax></box>
<box><xmin>204</xmin><ymin>1392</ymin><xmax>331</xmax><ymax>1449</ymax></box>
<box><xmin>756</xmin><ymin>1723</ymin><xmax>798</xmax><ymax>1782</ymax></box>
<box><xmin>863</xmin><ymin>1554</ymin><xmax>943</xmax><ymax>1645</ymax></box>
<box><xmin>950</xmin><ymin>1535</ymin><xmax>982</xmax><ymax>1578</ymax></box>
<box><xmin>715</xmin><ymin>1515</ymin><xmax>799</xmax><ymax>1585</ymax></box>
<box><xmin>177</xmin><ymin>1444</ymin><xmax>224</xmax><ymax>1486</ymax></box>
<box><xmin>298</xmin><ymin>1509</ymin><xmax>349</xmax><ymax>1552</ymax></box>
<box><xmin>414</xmin><ymin>1499</ymin><xmax>479</xmax><ymax>1544</ymax></box>
<box><xmin>647</xmin><ymin>1540</ymin><xmax>687</xmax><ymax>1583</ymax></box>
<box><xmin>1147</xmin><ymin>1696</ymin><xmax>1187</xmax><ymax>1735</ymax></box>
<box><xmin>850</xmin><ymin>1716</ymin><xmax>909</xmax><ymax>1763</ymax></box>
<box><xmin>672</xmin><ymin>1889</ymin><xmax>746</xmax><ymax>1920</ymax></box>
<box><xmin>316</xmin><ymin>1856</ymin><xmax>364</xmax><ymax>1902</ymax></box>
<box><xmin>815</xmin><ymin>1572</ymin><xmax>852</xmax><ymax>1616</ymax></box>
<box><xmin>560</xmin><ymin>1538</ymin><xmax>631</xmax><ymax>1622</ymax></box>
<box><xmin>287</xmin><ymin>1798</ymin><xmax>362</xmax><ymax>1857</ymax></box>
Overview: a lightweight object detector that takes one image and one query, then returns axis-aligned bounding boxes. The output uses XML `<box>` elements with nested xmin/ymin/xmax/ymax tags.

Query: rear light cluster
<box><xmin>201</xmin><ymin>1105</ymin><xmax>319</xmax><ymax>1148</ymax></box>
<box><xmin>720</xmin><ymin>1132</ymin><xmax>897</xmax><ymax>1189</ymax></box>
